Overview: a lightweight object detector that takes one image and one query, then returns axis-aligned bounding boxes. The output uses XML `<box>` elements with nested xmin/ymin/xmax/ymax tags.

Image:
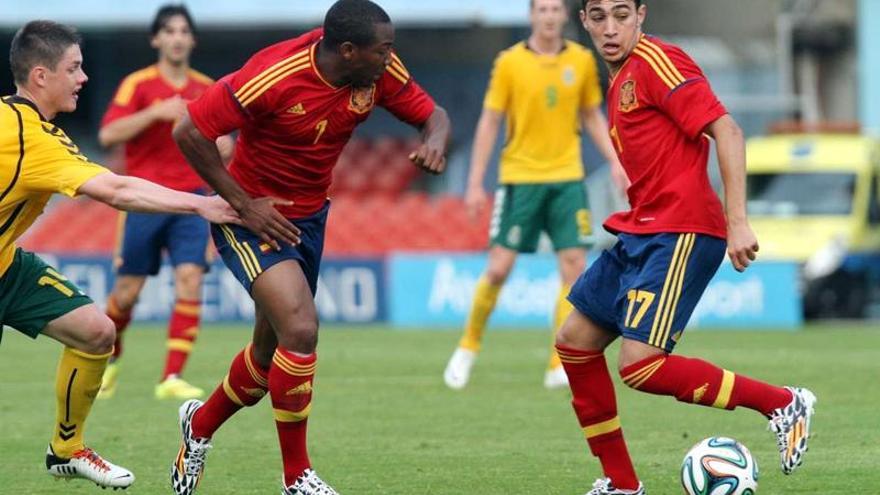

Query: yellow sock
<box><xmin>548</xmin><ymin>284</ymin><xmax>573</xmax><ymax>370</ymax></box>
<box><xmin>458</xmin><ymin>276</ymin><xmax>502</xmax><ymax>352</ymax></box>
<box><xmin>51</xmin><ymin>347</ymin><xmax>111</xmax><ymax>458</ymax></box>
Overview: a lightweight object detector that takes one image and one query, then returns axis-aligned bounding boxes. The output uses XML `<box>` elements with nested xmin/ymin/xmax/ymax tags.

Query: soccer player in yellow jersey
<box><xmin>444</xmin><ymin>0</ymin><xmax>626</xmax><ymax>389</ymax></box>
<box><xmin>1</xmin><ymin>21</ymin><xmax>240</xmax><ymax>490</ymax></box>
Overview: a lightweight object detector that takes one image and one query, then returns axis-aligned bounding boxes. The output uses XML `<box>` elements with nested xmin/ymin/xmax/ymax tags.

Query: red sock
<box><xmin>162</xmin><ymin>299</ymin><xmax>201</xmax><ymax>380</ymax></box>
<box><xmin>270</xmin><ymin>348</ymin><xmax>315</xmax><ymax>486</ymax></box>
<box><xmin>191</xmin><ymin>344</ymin><xmax>268</xmax><ymax>439</ymax></box>
<box><xmin>106</xmin><ymin>295</ymin><xmax>132</xmax><ymax>361</ymax></box>
<box><xmin>620</xmin><ymin>354</ymin><xmax>793</xmax><ymax>416</ymax></box>
<box><xmin>557</xmin><ymin>344</ymin><xmax>640</xmax><ymax>491</ymax></box>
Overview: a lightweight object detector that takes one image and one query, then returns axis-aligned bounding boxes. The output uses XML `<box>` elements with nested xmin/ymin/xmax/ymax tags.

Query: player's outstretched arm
<box><xmin>173</xmin><ymin>114</ymin><xmax>301</xmax><ymax>250</ymax></box>
<box><xmin>706</xmin><ymin>114</ymin><xmax>758</xmax><ymax>272</ymax></box>
<box><xmin>462</xmin><ymin>107</ymin><xmax>502</xmax><ymax>221</ymax></box>
<box><xmin>409</xmin><ymin>105</ymin><xmax>451</xmax><ymax>176</ymax></box>
<box><xmin>77</xmin><ymin>172</ymin><xmax>239</xmax><ymax>225</ymax></box>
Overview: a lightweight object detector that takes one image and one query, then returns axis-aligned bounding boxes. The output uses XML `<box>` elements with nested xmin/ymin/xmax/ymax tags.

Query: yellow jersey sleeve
<box><xmin>483</xmin><ymin>51</ymin><xmax>511</xmax><ymax>112</ymax></box>
<box><xmin>21</xmin><ymin>121</ymin><xmax>108</xmax><ymax>197</ymax></box>
<box><xmin>581</xmin><ymin>50</ymin><xmax>603</xmax><ymax>109</ymax></box>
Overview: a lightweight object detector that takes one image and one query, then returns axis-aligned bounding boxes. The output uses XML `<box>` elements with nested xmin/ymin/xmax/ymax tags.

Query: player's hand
<box><xmin>197</xmin><ymin>195</ymin><xmax>241</xmax><ymax>225</ymax></box>
<box><xmin>409</xmin><ymin>142</ymin><xmax>446</xmax><ymax>175</ymax></box>
<box><xmin>464</xmin><ymin>184</ymin><xmax>488</xmax><ymax>222</ymax></box>
<box><xmin>238</xmin><ymin>197</ymin><xmax>302</xmax><ymax>251</ymax></box>
<box><xmin>150</xmin><ymin>95</ymin><xmax>188</xmax><ymax>122</ymax></box>
<box><xmin>727</xmin><ymin>221</ymin><xmax>759</xmax><ymax>272</ymax></box>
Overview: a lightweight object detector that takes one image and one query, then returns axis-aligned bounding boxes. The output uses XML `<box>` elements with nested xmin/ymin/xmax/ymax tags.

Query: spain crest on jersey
<box><xmin>349</xmin><ymin>85</ymin><xmax>376</xmax><ymax>114</ymax></box>
<box><xmin>619</xmin><ymin>79</ymin><xmax>639</xmax><ymax>113</ymax></box>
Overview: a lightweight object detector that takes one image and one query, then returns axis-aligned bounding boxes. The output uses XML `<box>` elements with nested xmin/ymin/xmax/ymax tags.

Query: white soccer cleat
<box><xmin>585</xmin><ymin>478</ymin><xmax>645</xmax><ymax>495</ymax></box>
<box><xmin>768</xmin><ymin>386</ymin><xmax>817</xmax><ymax>475</ymax></box>
<box><xmin>282</xmin><ymin>469</ymin><xmax>340</xmax><ymax>495</ymax></box>
<box><xmin>443</xmin><ymin>347</ymin><xmax>477</xmax><ymax>390</ymax></box>
<box><xmin>171</xmin><ymin>399</ymin><xmax>212</xmax><ymax>495</ymax></box>
<box><xmin>544</xmin><ymin>365</ymin><xmax>569</xmax><ymax>389</ymax></box>
<box><xmin>46</xmin><ymin>444</ymin><xmax>135</xmax><ymax>489</ymax></box>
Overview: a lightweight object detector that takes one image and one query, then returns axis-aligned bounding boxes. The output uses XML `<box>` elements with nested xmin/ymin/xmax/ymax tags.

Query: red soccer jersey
<box><xmin>605</xmin><ymin>35</ymin><xmax>728</xmax><ymax>239</ymax></box>
<box><xmin>187</xmin><ymin>28</ymin><xmax>436</xmax><ymax>218</ymax></box>
<box><xmin>102</xmin><ymin>65</ymin><xmax>212</xmax><ymax>192</ymax></box>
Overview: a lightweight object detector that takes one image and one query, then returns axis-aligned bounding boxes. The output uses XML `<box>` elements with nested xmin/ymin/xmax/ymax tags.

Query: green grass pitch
<box><xmin>1</xmin><ymin>323</ymin><xmax>877</xmax><ymax>494</ymax></box>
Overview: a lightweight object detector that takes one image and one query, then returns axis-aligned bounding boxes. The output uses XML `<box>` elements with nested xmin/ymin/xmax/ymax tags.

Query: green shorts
<box><xmin>0</xmin><ymin>248</ymin><xmax>92</xmax><ymax>341</ymax></box>
<box><xmin>489</xmin><ymin>180</ymin><xmax>592</xmax><ymax>253</ymax></box>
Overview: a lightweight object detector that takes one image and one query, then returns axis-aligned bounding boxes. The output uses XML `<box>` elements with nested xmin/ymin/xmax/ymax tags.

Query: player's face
<box><xmin>347</xmin><ymin>22</ymin><xmax>394</xmax><ymax>88</ymax></box>
<box><xmin>530</xmin><ymin>0</ymin><xmax>568</xmax><ymax>40</ymax></box>
<box><xmin>42</xmin><ymin>44</ymin><xmax>88</xmax><ymax>115</ymax></box>
<box><xmin>581</xmin><ymin>0</ymin><xmax>645</xmax><ymax>67</ymax></box>
<box><xmin>151</xmin><ymin>15</ymin><xmax>195</xmax><ymax>65</ymax></box>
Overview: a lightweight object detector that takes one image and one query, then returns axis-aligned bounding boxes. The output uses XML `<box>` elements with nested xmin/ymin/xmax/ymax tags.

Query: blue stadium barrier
<box><xmin>388</xmin><ymin>253</ymin><xmax>559</xmax><ymax>328</ymax></box>
<box><xmin>388</xmin><ymin>254</ymin><xmax>803</xmax><ymax>330</ymax></box>
<box><xmin>41</xmin><ymin>254</ymin><xmax>802</xmax><ymax>329</ymax></box>
<box><xmin>688</xmin><ymin>262</ymin><xmax>803</xmax><ymax>330</ymax></box>
<box><xmin>41</xmin><ymin>255</ymin><xmax>385</xmax><ymax>324</ymax></box>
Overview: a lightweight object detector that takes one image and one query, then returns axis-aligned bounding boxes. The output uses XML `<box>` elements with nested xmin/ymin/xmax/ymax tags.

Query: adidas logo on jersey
<box><xmin>286</xmin><ymin>103</ymin><xmax>306</xmax><ymax>115</ymax></box>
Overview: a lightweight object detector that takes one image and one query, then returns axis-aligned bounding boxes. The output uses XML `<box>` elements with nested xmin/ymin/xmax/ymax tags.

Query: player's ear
<box><xmin>637</xmin><ymin>3</ymin><xmax>647</xmax><ymax>26</ymax></box>
<box><xmin>338</xmin><ymin>41</ymin><xmax>356</xmax><ymax>61</ymax></box>
<box><xmin>30</xmin><ymin>65</ymin><xmax>48</xmax><ymax>89</ymax></box>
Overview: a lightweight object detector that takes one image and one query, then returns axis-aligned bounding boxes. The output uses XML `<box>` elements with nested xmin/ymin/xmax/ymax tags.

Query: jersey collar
<box><xmin>524</xmin><ymin>39</ymin><xmax>568</xmax><ymax>56</ymax></box>
<box><xmin>2</xmin><ymin>95</ymin><xmax>47</xmax><ymax>121</ymax></box>
<box><xmin>310</xmin><ymin>40</ymin><xmax>343</xmax><ymax>91</ymax></box>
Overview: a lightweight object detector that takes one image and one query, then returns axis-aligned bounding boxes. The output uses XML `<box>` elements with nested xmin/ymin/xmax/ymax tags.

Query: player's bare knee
<box><xmin>175</xmin><ymin>267</ymin><xmax>203</xmax><ymax>299</ymax></box>
<box><xmin>557</xmin><ymin>254</ymin><xmax>585</xmax><ymax>285</ymax></box>
<box><xmin>555</xmin><ymin>318</ymin><xmax>579</xmax><ymax>348</ymax></box>
<box><xmin>484</xmin><ymin>265</ymin><xmax>511</xmax><ymax>285</ymax></box>
<box><xmin>617</xmin><ymin>341</ymin><xmax>665</xmax><ymax>374</ymax></box>
<box><xmin>112</xmin><ymin>287</ymin><xmax>139</xmax><ymax>311</ymax></box>
<box><xmin>561</xmin><ymin>261</ymin><xmax>586</xmax><ymax>285</ymax></box>
<box><xmin>277</xmin><ymin>320</ymin><xmax>319</xmax><ymax>354</ymax></box>
<box><xmin>78</xmin><ymin>314</ymin><xmax>116</xmax><ymax>354</ymax></box>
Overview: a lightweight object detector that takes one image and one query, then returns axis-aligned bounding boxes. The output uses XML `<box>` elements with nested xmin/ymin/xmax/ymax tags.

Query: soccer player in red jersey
<box><xmin>555</xmin><ymin>2</ymin><xmax>817</xmax><ymax>493</ymax></box>
<box><xmin>168</xmin><ymin>1</ymin><xmax>450</xmax><ymax>493</ymax></box>
<box><xmin>97</xmin><ymin>5</ymin><xmax>231</xmax><ymax>401</ymax></box>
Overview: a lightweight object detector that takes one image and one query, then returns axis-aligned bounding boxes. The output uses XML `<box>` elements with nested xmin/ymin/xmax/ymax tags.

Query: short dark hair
<box><xmin>151</xmin><ymin>4</ymin><xmax>196</xmax><ymax>36</ymax></box>
<box><xmin>323</xmin><ymin>0</ymin><xmax>391</xmax><ymax>49</ymax></box>
<box><xmin>581</xmin><ymin>0</ymin><xmax>642</xmax><ymax>8</ymax></box>
<box><xmin>9</xmin><ymin>20</ymin><xmax>81</xmax><ymax>85</ymax></box>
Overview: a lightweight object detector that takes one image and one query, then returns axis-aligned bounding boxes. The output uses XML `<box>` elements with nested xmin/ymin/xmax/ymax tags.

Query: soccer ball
<box><xmin>680</xmin><ymin>437</ymin><xmax>759</xmax><ymax>495</ymax></box>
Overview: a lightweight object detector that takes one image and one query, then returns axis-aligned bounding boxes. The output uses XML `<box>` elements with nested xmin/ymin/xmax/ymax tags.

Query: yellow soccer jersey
<box><xmin>483</xmin><ymin>41</ymin><xmax>603</xmax><ymax>184</ymax></box>
<box><xmin>0</xmin><ymin>96</ymin><xmax>108</xmax><ymax>275</ymax></box>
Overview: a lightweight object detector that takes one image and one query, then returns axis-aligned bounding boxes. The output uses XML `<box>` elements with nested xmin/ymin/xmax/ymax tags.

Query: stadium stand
<box><xmin>19</xmin><ymin>137</ymin><xmax>491</xmax><ymax>256</ymax></box>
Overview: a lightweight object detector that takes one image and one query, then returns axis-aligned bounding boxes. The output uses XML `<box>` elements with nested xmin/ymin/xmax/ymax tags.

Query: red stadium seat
<box><xmin>22</xmin><ymin>138</ymin><xmax>491</xmax><ymax>257</ymax></box>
